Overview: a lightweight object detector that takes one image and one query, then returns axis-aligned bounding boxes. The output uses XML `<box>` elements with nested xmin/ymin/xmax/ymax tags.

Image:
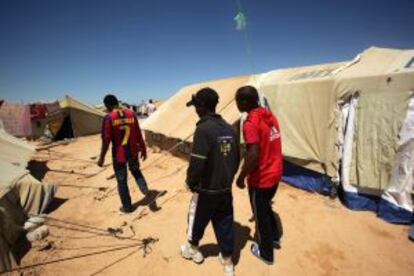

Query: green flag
<box><xmin>234</xmin><ymin>12</ymin><xmax>247</xmax><ymax>31</ymax></box>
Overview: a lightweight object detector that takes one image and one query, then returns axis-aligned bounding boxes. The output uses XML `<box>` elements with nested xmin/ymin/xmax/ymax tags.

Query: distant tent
<box><xmin>0</xmin><ymin>126</ymin><xmax>56</xmax><ymax>272</ymax></box>
<box><xmin>0</xmin><ymin>96</ymin><xmax>104</xmax><ymax>140</ymax></box>
<box><xmin>48</xmin><ymin>95</ymin><xmax>105</xmax><ymax>140</ymax></box>
<box><xmin>30</xmin><ymin>101</ymin><xmax>60</xmax><ymax>139</ymax></box>
<box><xmin>142</xmin><ymin>47</ymin><xmax>414</xmax><ymax>225</ymax></box>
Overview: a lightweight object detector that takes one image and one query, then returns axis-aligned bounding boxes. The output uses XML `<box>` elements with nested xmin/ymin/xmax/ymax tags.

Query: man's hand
<box><xmin>236</xmin><ymin>175</ymin><xmax>246</xmax><ymax>189</ymax></box>
<box><xmin>140</xmin><ymin>151</ymin><xmax>147</xmax><ymax>161</ymax></box>
<box><xmin>97</xmin><ymin>156</ymin><xmax>104</xmax><ymax>167</ymax></box>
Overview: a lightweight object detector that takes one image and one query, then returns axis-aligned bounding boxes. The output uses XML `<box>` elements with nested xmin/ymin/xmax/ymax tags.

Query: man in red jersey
<box><xmin>235</xmin><ymin>86</ymin><xmax>283</xmax><ymax>265</ymax></box>
<box><xmin>97</xmin><ymin>94</ymin><xmax>149</xmax><ymax>213</ymax></box>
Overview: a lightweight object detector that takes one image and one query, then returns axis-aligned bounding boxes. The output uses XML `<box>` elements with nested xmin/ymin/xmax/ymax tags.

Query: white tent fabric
<box><xmin>340</xmin><ymin>94</ymin><xmax>359</xmax><ymax>193</ymax></box>
<box><xmin>0</xmin><ymin>124</ymin><xmax>34</xmax><ymax>169</ymax></box>
<box><xmin>379</xmin><ymin>94</ymin><xmax>414</xmax><ymax>221</ymax></box>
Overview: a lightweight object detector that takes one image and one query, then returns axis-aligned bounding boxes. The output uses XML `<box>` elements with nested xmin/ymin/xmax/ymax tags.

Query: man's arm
<box><xmin>186</xmin><ymin>127</ymin><xmax>209</xmax><ymax>191</ymax></box>
<box><xmin>236</xmin><ymin>143</ymin><xmax>259</xmax><ymax>188</ymax></box>
<box><xmin>236</xmin><ymin>120</ymin><xmax>260</xmax><ymax>188</ymax></box>
<box><xmin>134</xmin><ymin>115</ymin><xmax>147</xmax><ymax>161</ymax></box>
<box><xmin>97</xmin><ymin>116</ymin><xmax>111</xmax><ymax>167</ymax></box>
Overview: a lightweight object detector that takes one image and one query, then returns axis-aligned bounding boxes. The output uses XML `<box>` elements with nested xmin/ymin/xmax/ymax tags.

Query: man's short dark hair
<box><xmin>103</xmin><ymin>94</ymin><xmax>119</xmax><ymax>107</ymax></box>
<box><xmin>186</xmin><ymin>87</ymin><xmax>219</xmax><ymax>110</ymax></box>
<box><xmin>236</xmin><ymin>86</ymin><xmax>259</xmax><ymax>105</ymax></box>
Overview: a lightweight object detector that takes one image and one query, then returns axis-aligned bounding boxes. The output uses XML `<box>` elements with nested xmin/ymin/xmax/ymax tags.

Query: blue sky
<box><xmin>0</xmin><ymin>0</ymin><xmax>413</xmax><ymax>104</ymax></box>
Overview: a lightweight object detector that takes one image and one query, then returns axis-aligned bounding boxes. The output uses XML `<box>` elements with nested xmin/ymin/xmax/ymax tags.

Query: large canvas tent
<box><xmin>0</xmin><ymin>126</ymin><xmax>56</xmax><ymax>272</ymax></box>
<box><xmin>142</xmin><ymin>47</ymin><xmax>414</xmax><ymax>224</ymax></box>
<box><xmin>259</xmin><ymin>47</ymin><xmax>414</xmax><ymax>223</ymax></box>
<box><xmin>48</xmin><ymin>95</ymin><xmax>105</xmax><ymax>140</ymax></box>
<box><xmin>333</xmin><ymin>47</ymin><xmax>414</xmax><ymax>223</ymax></box>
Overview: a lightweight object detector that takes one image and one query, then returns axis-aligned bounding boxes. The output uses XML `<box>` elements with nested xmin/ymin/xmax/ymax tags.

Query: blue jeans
<box><xmin>113</xmin><ymin>157</ymin><xmax>149</xmax><ymax>210</ymax></box>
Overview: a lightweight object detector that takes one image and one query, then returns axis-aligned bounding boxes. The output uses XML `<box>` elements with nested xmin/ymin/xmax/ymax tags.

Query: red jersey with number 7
<box><xmin>101</xmin><ymin>108</ymin><xmax>146</xmax><ymax>163</ymax></box>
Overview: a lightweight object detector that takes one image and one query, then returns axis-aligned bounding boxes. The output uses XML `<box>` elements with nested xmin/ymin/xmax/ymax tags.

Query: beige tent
<box><xmin>48</xmin><ymin>95</ymin><xmax>105</xmax><ymax>140</ymax></box>
<box><xmin>142</xmin><ymin>47</ymin><xmax>414</xmax><ymax>224</ymax></box>
<box><xmin>142</xmin><ymin>75</ymin><xmax>254</xmax><ymax>154</ymax></box>
<box><xmin>334</xmin><ymin>48</ymin><xmax>414</xmax><ymax>189</ymax></box>
<box><xmin>0</xmin><ymin>126</ymin><xmax>56</xmax><ymax>272</ymax></box>
<box><xmin>252</xmin><ymin>47</ymin><xmax>414</xmax><ymax>223</ymax></box>
<box><xmin>256</xmin><ymin>47</ymin><xmax>414</xmax><ymax>223</ymax></box>
<box><xmin>332</xmin><ymin>47</ymin><xmax>414</xmax><ymax>222</ymax></box>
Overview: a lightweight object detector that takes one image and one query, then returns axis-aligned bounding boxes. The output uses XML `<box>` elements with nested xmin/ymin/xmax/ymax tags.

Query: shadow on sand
<box><xmin>132</xmin><ymin>189</ymin><xmax>167</xmax><ymax>212</ymax></box>
<box><xmin>27</xmin><ymin>160</ymin><xmax>49</xmax><ymax>181</ymax></box>
<box><xmin>199</xmin><ymin>221</ymin><xmax>253</xmax><ymax>265</ymax></box>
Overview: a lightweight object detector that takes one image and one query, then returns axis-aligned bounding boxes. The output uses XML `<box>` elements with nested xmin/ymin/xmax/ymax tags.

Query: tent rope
<box><xmin>1</xmin><ymin>238</ymin><xmax>158</xmax><ymax>274</ymax></box>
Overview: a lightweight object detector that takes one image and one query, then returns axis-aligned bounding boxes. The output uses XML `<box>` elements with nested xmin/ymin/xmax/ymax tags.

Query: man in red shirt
<box><xmin>97</xmin><ymin>94</ymin><xmax>148</xmax><ymax>213</ymax></box>
<box><xmin>235</xmin><ymin>86</ymin><xmax>283</xmax><ymax>265</ymax></box>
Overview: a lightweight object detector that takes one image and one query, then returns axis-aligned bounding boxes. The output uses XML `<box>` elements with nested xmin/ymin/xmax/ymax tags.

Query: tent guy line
<box><xmin>0</xmin><ymin>238</ymin><xmax>158</xmax><ymax>274</ymax></box>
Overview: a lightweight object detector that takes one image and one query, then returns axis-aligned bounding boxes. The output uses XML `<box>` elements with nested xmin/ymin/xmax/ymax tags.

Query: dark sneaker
<box><xmin>250</xmin><ymin>243</ymin><xmax>273</xmax><ymax>265</ymax></box>
<box><xmin>119</xmin><ymin>206</ymin><xmax>133</xmax><ymax>213</ymax></box>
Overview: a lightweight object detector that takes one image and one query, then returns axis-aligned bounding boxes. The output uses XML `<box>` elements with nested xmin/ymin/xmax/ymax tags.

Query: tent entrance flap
<box><xmin>54</xmin><ymin>115</ymin><xmax>74</xmax><ymax>141</ymax></box>
<box><xmin>339</xmin><ymin>93</ymin><xmax>382</xmax><ymax>211</ymax></box>
<box><xmin>378</xmin><ymin>93</ymin><xmax>414</xmax><ymax>224</ymax></box>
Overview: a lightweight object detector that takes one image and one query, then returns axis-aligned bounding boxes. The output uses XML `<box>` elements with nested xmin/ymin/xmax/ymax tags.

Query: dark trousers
<box><xmin>113</xmin><ymin>157</ymin><xmax>149</xmax><ymax>210</ymax></box>
<box><xmin>187</xmin><ymin>192</ymin><xmax>234</xmax><ymax>257</ymax></box>
<box><xmin>249</xmin><ymin>185</ymin><xmax>282</xmax><ymax>262</ymax></box>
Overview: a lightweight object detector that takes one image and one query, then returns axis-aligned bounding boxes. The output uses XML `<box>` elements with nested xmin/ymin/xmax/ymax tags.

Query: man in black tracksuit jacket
<box><xmin>180</xmin><ymin>87</ymin><xmax>239</xmax><ymax>269</ymax></box>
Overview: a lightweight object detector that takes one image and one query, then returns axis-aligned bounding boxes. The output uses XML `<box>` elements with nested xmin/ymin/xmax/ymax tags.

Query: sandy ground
<box><xmin>13</xmin><ymin>135</ymin><xmax>414</xmax><ymax>276</ymax></box>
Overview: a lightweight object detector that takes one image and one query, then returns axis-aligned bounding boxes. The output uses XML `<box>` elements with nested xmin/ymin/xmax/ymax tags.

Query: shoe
<box><xmin>218</xmin><ymin>253</ymin><xmax>234</xmax><ymax>276</ymax></box>
<box><xmin>250</xmin><ymin>243</ymin><xmax>273</xmax><ymax>265</ymax></box>
<box><xmin>273</xmin><ymin>240</ymin><xmax>281</xmax><ymax>249</ymax></box>
<box><xmin>180</xmin><ymin>243</ymin><xmax>204</xmax><ymax>264</ymax></box>
<box><xmin>119</xmin><ymin>206</ymin><xmax>133</xmax><ymax>213</ymax></box>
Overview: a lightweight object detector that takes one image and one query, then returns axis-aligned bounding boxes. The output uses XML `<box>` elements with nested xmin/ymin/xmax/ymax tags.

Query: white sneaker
<box><xmin>219</xmin><ymin>253</ymin><xmax>234</xmax><ymax>276</ymax></box>
<box><xmin>180</xmin><ymin>243</ymin><xmax>204</xmax><ymax>264</ymax></box>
